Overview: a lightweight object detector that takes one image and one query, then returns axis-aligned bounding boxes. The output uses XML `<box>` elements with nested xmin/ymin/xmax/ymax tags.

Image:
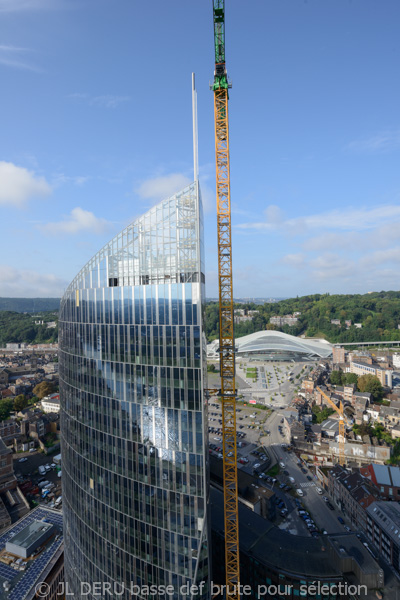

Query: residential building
<box><xmin>41</xmin><ymin>394</ymin><xmax>60</xmax><ymax>413</ymax></box>
<box><xmin>321</xmin><ymin>418</ymin><xmax>340</xmax><ymax>439</ymax></box>
<box><xmin>360</xmin><ymin>464</ymin><xmax>400</xmax><ymax>500</ymax></box>
<box><xmin>59</xmin><ymin>182</ymin><xmax>210</xmax><ymax>599</ymax></box>
<box><xmin>332</xmin><ymin>384</ymin><xmax>356</xmax><ymax>405</ymax></box>
<box><xmin>0</xmin><ymin>438</ymin><xmax>16</xmax><ymax>494</ymax></box>
<box><xmin>327</xmin><ymin>465</ymin><xmax>380</xmax><ymax>530</ymax></box>
<box><xmin>350</xmin><ymin>360</ymin><xmax>393</xmax><ymax>387</ymax></box>
<box><xmin>332</xmin><ymin>345</ymin><xmax>345</xmax><ymax>365</ymax></box>
<box><xmin>378</xmin><ymin>405</ymin><xmax>400</xmax><ymax>431</ymax></box>
<box><xmin>270</xmin><ymin>314</ymin><xmax>298</xmax><ymax>327</ymax></box>
<box><xmin>393</xmin><ymin>354</ymin><xmax>400</xmax><ymax>369</ymax></box>
<box><xmin>366</xmin><ymin>502</ymin><xmax>400</xmax><ymax>574</ymax></box>
<box><xmin>0</xmin><ymin>420</ymin><xmax>18</xmax><ymax>442</ymax></box>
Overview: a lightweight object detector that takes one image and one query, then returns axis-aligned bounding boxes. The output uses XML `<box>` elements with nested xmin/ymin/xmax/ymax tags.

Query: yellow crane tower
<box><xmin>316</xmin><ymin>386</ymin><xmax>349</xmax><ymax>466</ymax></box>
<box><xmin>211</xmin><ymin>1</ymin><xmax>240</xmax><ymax>598</ymax></box>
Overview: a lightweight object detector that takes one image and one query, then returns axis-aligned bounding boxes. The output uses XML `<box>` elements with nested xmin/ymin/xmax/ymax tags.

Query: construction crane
<box><xmin>211</xmin><ymin>2</ymin><xmax>240</xmax><ymax>598</ymax></box>
<box><xmin>316</xmin><ymin>386</ymin><xmax>350</xmax><ymax>466</ymax></box>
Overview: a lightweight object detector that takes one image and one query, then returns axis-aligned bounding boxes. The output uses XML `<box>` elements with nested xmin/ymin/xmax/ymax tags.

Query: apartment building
<box><xmin>366</xmin><ymin>502</ymin><xmax>400</xmax><ymax>574</ymax></box>
<box><xmin>327</xmin><ymin>465</ymin><xmax>380</xmax><ymax>530</ymax></box>
<box><xmin>360</xmin><ymin>464</ymin><xmax>400</xmax><ymax>500</ymax></box>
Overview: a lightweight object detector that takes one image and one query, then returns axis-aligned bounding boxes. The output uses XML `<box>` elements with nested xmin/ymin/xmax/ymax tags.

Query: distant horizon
<box><xmin>0</xmin><ymin>289</ymin><xmax>399</xmax><ymax>301</ymax></box>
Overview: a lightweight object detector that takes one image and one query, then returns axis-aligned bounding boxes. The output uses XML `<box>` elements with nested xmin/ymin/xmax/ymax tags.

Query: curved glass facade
<box><xmin>59</xmin><ymin>182</ymin><xmax>210</xmax><ymax>599</ymax></box>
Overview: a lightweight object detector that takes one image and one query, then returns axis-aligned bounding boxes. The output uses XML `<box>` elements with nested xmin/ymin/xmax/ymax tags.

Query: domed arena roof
<box><xmin>207</xmin><ymin>330</ymin><xmax>332</xmax><ymax>361</ymax></box>
<box><xmin>235</xmin><ymin>330</ymin><xmax>332</xmax><ymax>359</ymax></box>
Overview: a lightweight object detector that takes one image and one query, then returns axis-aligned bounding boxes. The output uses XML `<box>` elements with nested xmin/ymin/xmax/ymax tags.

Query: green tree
<box><xmin>13</xmin><ymin>394</ymin><xmax>28</xmax><ymax>411</ymax></box>
<box><xmin>330</xmin><ymin>370</ymin><xmax>343</xmax><ymax>385</ymax></box>
<box><xmin>0</xmin><ymin>399</ymin><xmax>13</xmax><ymax>422</ymax></box>
<box><xmin>312</xmin><ymin>405</ymin><xmax>335</xmax><ymax>424</ymax></box>
<box><xmin>33</xmin><ymin>381</ymin><xmax>55</xmax><ymax>400</ymax></box>
<box><xmin>357</xmin><ymin>374</ymin><xmax>383</xmax><ymax>401</ymax></box>
<box><xmin>343</xmin><ymin>373</ymin><xmax>358</xmax><ymax>385</ymax></box>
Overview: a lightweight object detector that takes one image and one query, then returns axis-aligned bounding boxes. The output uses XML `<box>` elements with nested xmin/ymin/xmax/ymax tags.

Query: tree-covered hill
<box><xmin>0</xmin><ymin>311</ymin><xmax>58</xmax><ymax>345</ymax></box>
<box><xmin>0</xmin><ymin>298</ymin><xmax>60</xmax><ymax>313</ymax></box>
<box><xmin>205</xmin><ymin>291</ymin><xmax>400</xmax><ymax>343</ymax></box>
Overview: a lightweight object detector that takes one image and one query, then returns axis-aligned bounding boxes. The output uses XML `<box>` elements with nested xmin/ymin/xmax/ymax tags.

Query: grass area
<box><xmin>267</xmin><ymin>464</ymin><xmax>280</xmax><ymax>477</ymax></box>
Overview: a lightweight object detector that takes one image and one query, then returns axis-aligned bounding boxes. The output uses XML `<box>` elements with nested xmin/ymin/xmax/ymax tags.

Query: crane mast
<box><xmin>211</xmin><ymin>2</ymin><xmax>240</xmax><ymax>598</ymax></box>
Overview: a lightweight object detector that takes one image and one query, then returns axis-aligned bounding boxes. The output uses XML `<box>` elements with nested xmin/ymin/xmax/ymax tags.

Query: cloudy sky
<box><xmin>1</xmin><ymin>0</ymin><xmax>399</xmax><ymax>298</ymax></box>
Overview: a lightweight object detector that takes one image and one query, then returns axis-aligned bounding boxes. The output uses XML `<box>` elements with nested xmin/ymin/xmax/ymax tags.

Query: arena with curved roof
<box><xmin>207</xmin><ymin>330</ymin><xmax>332</xmax><ymax>361</ymax></box>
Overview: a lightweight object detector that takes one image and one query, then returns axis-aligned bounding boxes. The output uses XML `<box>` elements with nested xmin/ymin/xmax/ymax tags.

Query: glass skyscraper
<box><xmin>59</xmin><ymin>181</ymin><xmax>210</xmax><ymax>599</ymax></box>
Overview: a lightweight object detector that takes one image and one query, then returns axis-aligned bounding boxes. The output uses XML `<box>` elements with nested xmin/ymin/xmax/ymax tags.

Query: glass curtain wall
<box><xmin>59</xmin><ymin>182</ymin><xmax>209</xmax><ymax>599</ymax></box>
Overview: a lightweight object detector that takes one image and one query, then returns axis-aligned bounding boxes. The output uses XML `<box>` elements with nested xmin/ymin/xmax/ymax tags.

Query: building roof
<box><xmin>7</xmin><ymin>520</ymin><xmax>53</xmax><ymax>552</ymax></box>
<box><xmin>321</xmin><ymin>418</ymin><xmax>340</xmax><ymax>432</ymax></box>
<box><xmin>211</xmin><ymin>487</ymin><xmax>380</xmax><ymax>581</ymax></box>
<box><xmin>362</xmin><ymin>464</ymin><xmax>400</xmax><ymax>488</ymax></box>
<box><xmin>210</xmin><ymin>487</ymin><xmax>340</xmax><ymax>579</ymax></box>
<box><xmin>41</xmin><ymin>397</ymin><xmax>60</xmax><ymax>405</ymax></box>
<box><xmin>367</xmin><ymin>502</ymin><xmax>400</xmax><ymax>543</ymax></box>
<box><xmin>232</xmin><ymin>330</ymin><xmax>332</xmax><ymax>359</ymax></box>
<box><xmin>0</xmin><ymin>506</ymin><xmax>63</xmax><ymax>600</ymax></box>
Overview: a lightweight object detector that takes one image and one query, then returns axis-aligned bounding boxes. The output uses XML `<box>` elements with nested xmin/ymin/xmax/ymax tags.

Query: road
<box><xmin>272</xmin><ymin>444</ymin><xmax>353</xmax><ymax>535</ymax></box>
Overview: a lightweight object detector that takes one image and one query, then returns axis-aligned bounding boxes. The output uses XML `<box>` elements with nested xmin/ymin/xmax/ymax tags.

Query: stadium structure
<box><xmin>207</xmin><ymin>330</ymin><xmax>332</xmax><ymax>362</ymax></box>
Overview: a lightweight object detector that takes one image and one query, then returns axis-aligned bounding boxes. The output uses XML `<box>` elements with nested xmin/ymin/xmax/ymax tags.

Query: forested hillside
<box><xmin>205</xmin><ymin>291</ymin><xmax>400</xmax><ymax>343</ymax></box>
<box><xmin>0</xmin><ymin>298</ymin><xmax>60</xmax><ymax>313</ymax></box>
<box><xmin>0</xmin><ymin>311</ymin><xmax>58</xmax><ymax>345</ymax></box>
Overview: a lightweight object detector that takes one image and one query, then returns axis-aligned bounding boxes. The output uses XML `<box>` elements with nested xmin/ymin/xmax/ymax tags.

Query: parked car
<box><xmin>18</xmin><ymin>457</ymin><xmax>27</xmax><ymax>463</ymax></box>
<box><xmin>337</xmin><ymin>517</ymin><xmax>345</xmax><ymax>524</ymax></box>
<box><xmin>38</xmin><ymin>480</ymin><xmax>50</xmax><ymax>489</ymax></box>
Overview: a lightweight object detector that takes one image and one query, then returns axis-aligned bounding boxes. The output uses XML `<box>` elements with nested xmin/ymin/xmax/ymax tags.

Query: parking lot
<box><xmin>208</xmin><ymin>400</ymin><xmax>274</xmax><ymax>474</ymax></box>
<box><xmin>13</xmin><ymin>450</ymin><xmax>62</xmax><ymax>509</ymax></box>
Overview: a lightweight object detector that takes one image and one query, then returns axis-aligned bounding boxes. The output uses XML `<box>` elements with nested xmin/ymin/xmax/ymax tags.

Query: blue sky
<box><xmin>1</xmin><ymin>0</ymin><xmax>400</xmax><ymax>299</ymax></box>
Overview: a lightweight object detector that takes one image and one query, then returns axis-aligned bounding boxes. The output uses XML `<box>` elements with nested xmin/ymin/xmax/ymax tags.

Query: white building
<box><xmin>41</xmin><ymin>394</ymin><xmax>60</xmax><ymax>413</ymax></box>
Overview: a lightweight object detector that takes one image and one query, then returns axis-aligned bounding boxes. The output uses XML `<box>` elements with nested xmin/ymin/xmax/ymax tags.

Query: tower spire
<box><xmin>192</xmin><ymin>72</ymin><xmax>199</xmax><ymax>182</ymax></box>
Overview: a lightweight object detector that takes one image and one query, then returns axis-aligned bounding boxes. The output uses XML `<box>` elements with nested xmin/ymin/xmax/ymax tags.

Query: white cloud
<box><xmin>0</xmin><ymin>161</ymin><xmax>51</xmax><ymax>207</ymax></box>
<box><xmin>69</xmin><ymin>93</ymin><xmax>130</xmax><ymax>109</ymax></box>
<box><xmin>265</xmin><ymin>204</ymin><xmax>283</xmax><ymax>225</ymax></box>
<box><xmin>309</xmin><ymin>253</ymin><xmax>355</xmax><ymax>280</ymax></box>
<box><xmin>281</xmin><ymin>253</ymin><xmax>305</xmax><ymax>267</ymax></box>
<box><xmin>347</xmin><ymin>130</ymin><xmax>400</xmax><ymax>153</ymax></box>
<box><xmin>0</xmin><ymin>265</ymin><xmax>67</xmax><ymax>297</ymax></box>
<box><xmin>52</xmin><ymin>173</ymin><xmax>90</xmax><ymax>187</ymax></box>
<box><xmin>0</xmin><ymin>45</ymin><xmax>39</xmax><ymax>71</ymax></box>
<box><xmin>136</xmin><ymin>173</ymin><xmax>192</xmax><ymax>203</ymax></box>
<box><xmin>39</xmin><ymin>207</ymin><xmax>110</xmax><ymax>235</ymax></box>
<box><xmin>237</xmin><ymin>204</ymin><xmax>400</xmax><ymax>233</ymax></box>
<box><xmin>361</xmin><ymin>247</ymin><xmax>400</xmax><ymax>267</ymax></box>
